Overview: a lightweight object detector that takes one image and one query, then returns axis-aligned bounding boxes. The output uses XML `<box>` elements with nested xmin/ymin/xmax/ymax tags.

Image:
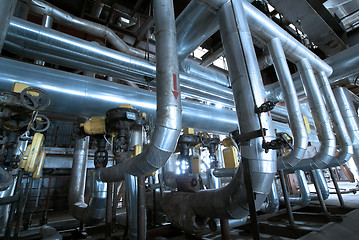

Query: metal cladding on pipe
<box><xmin>311</xmin><ymin>169</ymin><xmax>330</xmax><ymax>200</ymax></box>
<box><xmin>283</xmin><ymin>170</ymin><xmax>311</xmax><ymax>206</ymax></box>
<box><xmin>0</xmin><ymin>0</ymin><xmax>16</xmax><ymax>52</ymax></box>
<box><xmin>260</xmin><ymin>180</ymin><xmax>279</xmax><ymax>214</ymax></box>
<box><xmin>165</xmin><ymin>0</ymin><xmax>276</xmax><ymax>222</ymax></box>
<box><xmin>30</xmin><ymin>0</ymin><xmax>131</xmax><ymax>55</ymax></box>
<box><xmin>268</xmin><ymin>38</ymin><xmax>308</xmax><ymax>169</ymax></box>
<box><xmin>0</xmin><ymin>167</ymin><xmax>13</xmax><ymax>191</ymax></box>
<box><xmin>176</xmin><ymin>1</ymin><xmax>219</xmax><ymax>62</ymax></box>
<box><xmin>333</xmin><ymin>87</ymin><xmax>359</xmax><ymax>173</ymax></box>
<box><xmin>288</xmin><ymin>59</ymin><xmax>336</xmax><ymax>171</ymax></box>
<box><xmin>69</xmin><ymin>137</ymin><xmax>107</xmax><ymax>224</ymax></box>
<box><xmin>0</xmin><ymin>176</ymin><xmax>15</xmax><ymax>229</ymax></box>
<box><xmin>96</xmin><ymin>0</ymin><xmax>182</xmax><ymax>182</ymax></box>
<box><xmin>4</xmin><ymin>18</ymin><xmax>234</xmax><ymax>106</ymax></box>
<box><xmin>316</xmin><ymin>72</ymin><xmax>353</xmax><ymax>167</ymax></box>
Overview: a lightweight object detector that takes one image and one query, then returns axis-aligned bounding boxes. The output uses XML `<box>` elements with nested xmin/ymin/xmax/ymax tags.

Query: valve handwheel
<box><xmin>20</xmin><ymin>87</ymin><xmax>50</xmax><ymax>111</ymax></box>
<box><xmin>31</xmin><ymin>114</ymin><xmax>50</xmax><ymax>132</ymax></box>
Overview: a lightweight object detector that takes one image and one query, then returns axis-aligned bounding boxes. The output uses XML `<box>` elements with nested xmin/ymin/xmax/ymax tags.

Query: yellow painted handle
<box><xmin>19</xmin><ymin>145</ymin><xmax>31</xmax><ymax>169</ymax></box>
<box><xmin>33</xmin><ymin>149</ymin><xmax>46</xmax><ymax>179</ymax></box>
<box><xmin>25</xmin><ymin>133</ymin><xmax>44</xmax><ymax>172</ymax></box>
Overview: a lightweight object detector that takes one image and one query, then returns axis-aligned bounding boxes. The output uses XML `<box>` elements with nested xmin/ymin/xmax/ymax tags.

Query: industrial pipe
<box><xmin>333</xmin><ymin>87</ymin><xmax>359</xmax><ymax>176</ymax></box>
<box><xmin>260</xmin><ymin>180</ymin><xmax>279</xmax><ymax>214</ymax></box>
<box><xmin>0</xmin><ymin>0</ymin><xmax>16</xmax><ymax>52</ymax></box>
<box><xmin>163</xmin><ymin>1</ymin><xmax>276</xmax><ymax>227</ymax></box>
<box><xmin>287</xmin><ymin>59</ymin><xmax>336</xmax><ymax>171</ymax></box>
<box><xmin>281</xmin><ymin>170</ymin><xmax>311</xmax><ymax>207</ymax></box>
<box><xmin>68</xmin><ymin>137</ymin><xmax>107</xmax><ymax>224</ymax></box>
<box><xmin>96</xmin><ymin>0</ymin><xmax>182</xmax><ymax>182</ymax></box>
<box><xmin>0</xmin><ymin>168</ymin><xmax>12</xmax><ymax>191</ymax></box>
<box><xmin>268</xmin><ymin>38</ymin><xmax>308</xmax><ymax>169</ymax></box>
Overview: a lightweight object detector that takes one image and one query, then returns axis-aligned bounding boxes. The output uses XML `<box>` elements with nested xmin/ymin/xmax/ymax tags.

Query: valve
<box><xmin>20</xmin><ymin>87</ymin><xmax>50</xmax><ymax>111</ymax></box>
<box><xmin>255</xmin><ymin>101</ymin><xmax>277</xmax><ymax>114</ymax></box>
<box><xmin>262</xmin><ymin>132</ymin><xmax>293</xmax><ymax>153</ymax></box>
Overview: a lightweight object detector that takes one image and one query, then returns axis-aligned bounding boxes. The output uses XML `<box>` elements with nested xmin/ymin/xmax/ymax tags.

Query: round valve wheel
<box><xmin>20</xmin><ymin>87</ymin><xmax>50</xmax><ymax>111</ymax></box>
<box><xmin>31</xmin><ymin>114</ymin><xmax>50</xmax><ymax>133</ymax></box>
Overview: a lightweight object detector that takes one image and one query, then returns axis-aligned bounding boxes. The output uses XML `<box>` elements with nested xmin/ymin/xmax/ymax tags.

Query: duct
<box><xmin>281</xmin><ymin>170</ymin><xmax>311</xmax><ymax>207</ymax></box>
<box><xmin>0</xmin><ymin>0</ymin><xmax>16</xmax><ymax>52</ymax></box>
<box><xmin>181</xmin><ymin>59</ymin><xmax>230</xmax><ymax>87</ymax></box>
<box><xmin>268</xmin><ymin>38</ymin><xmax>308</xmax><ymax>169</ymax></box>
<box><xmin>0</xmin><ymin>168</ymin><xmax>12</xmax><ymax>191</ymax></box>
<box><xmin>316</xmin><ymin>71</ymin><xmax>353</xmax><ymax>167</ymax></box>
<box><xmin>96</xmin><ymin>0</ymin><xmax>182</xmax><ymax>182</ymax></box>
<box><xmin>4</xmin><ymin>18</ymin><xmax>234</xmax><ymax>107</ymax></box>
<box><xmin>311</xmin><ymin>169</ymin><xmax>330</xmax><ymax>200</ymax></box>
<box><xmin>0</xmin><ymin>176</ymin><xmax>15</xmax><ymax>229</ymax></box>
<box><xmin>68</xmin><ymin>137</ymin><xmax>107</xmax><ymax>225</ymax></box>
<box><xmin>260</xmin><ymin>180</ymin><xmax>279</xmax><ymax>214</ymax></box>
<box><xmin>176</xmin><ymin>1</ymin><xmax>219</xmax><ymax>62</ymax></box>
<box><xmin>163</xmin><ymin>0</ymin><xmax>276</xmax><ymax>225</ymax></box>
<box><xmin>333</xmin><ymin>87</ymin><xmax>359</xmax><ymax>175</ymax></box>
<box><xmin>285</xmin><ymin>59</ymin><xmax>336</xmax><ymax>171</ymax></box>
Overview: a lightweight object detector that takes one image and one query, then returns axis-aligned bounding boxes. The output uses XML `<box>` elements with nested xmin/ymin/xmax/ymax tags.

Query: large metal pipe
<box><xmin>316</xmin><ymin>72</ymin><xmax>353</xmax><ymax>167</ymax></box>
<box><xmin>0</xmin><ymin>168</ymin><xmax>12</xmax><ymax>191</ymax></box>
<box><xmin>283</xmin><ymin>170</ymin><xmax>311</xmax><ymax>206</ymax></box>
<box><xmin>4</xmin><ymin>17</ymin><xmax>234</xmax><ymax>106</ymax></box>
<box><xmin>268</xmin><ymin>38</ymin><xmax>307</xmax><ymax>169</ymax></box>
<box><xmin>68</xmin><ymin>137</ymin><xmax>107</xmax><ymax>224</ymax></box>
<box><xmin>176</xmin><ymin>1</ymin><xmax>218</xmax><ymax>62</ymax></box>
<box><xmin>96</xmin><ymin>0</ymin><xmax>182</xmax><ymax>182</ymax></box>
<box><xmin>164</xmin><ymin>0</ymin><xmax>276</xmax><ymax>222</ymax></box>
<box><xmin>333</xmin><ymin>87</ymin><xmax>359</xmax><ymax>175</ymax></box>
<box><xmin>260</xmin><ymin>180</ymin><xmax>279</xmax><ymax>214</ymax></box>
<box><xmin>0</xmin><ymin>176</ymin><xmax>15</xmax><ymax>229</ymax></box>
<box><xmin>179</xmin><ymin>0</ymin><xmax>332</xmax><ymax>75</ymax></box>
<box><xmin>288</xmin><ymin>59</ymin><xmax>336</xmax><ymax>171</ymax></box>
<box><xmin>311</xmin><ymin>169</ymin><xmax>330</xmax><ymax>201</ymax></box>
<box><xmin>0</xmin><ymin>0</ymin><xmax>16</xmax><ymax>52</ymax></box>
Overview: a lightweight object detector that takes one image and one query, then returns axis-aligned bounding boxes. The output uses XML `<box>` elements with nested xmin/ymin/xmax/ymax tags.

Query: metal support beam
<box><xmin>278</xmin><ymin>170</ymin><xmax>295</xmax><ymax>226</ymax></box>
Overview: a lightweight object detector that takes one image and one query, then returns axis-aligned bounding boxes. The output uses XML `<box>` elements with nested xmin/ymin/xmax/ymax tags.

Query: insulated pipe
<box><xmin>0</xmin><ymin>176</ymin><xmax>15</xmax><ymax>229</ymax></box>
<box><xmin>69</xmin><ymin>137</ymin><xmax>107</xmax><ymax>224</ymax></box>
<box><xmin>96</xmin><ymin>0</ymin><xmax>182</xmax><ymax>182</ymax></box>
<box><xmin>181</xmin><ymin>0</ymin><xmax>332</xmax><ymax>75</ymax></box>
<box><xmin>168</xmin><ymin>0</ymin><xmax>276</xmax><ymax>220</ymax></box>
<box><xmin>281</xmin><ymin>170</ymin><xmax>311</xmax><ymax>207</ymax></box>
<box><xmin>333</xmin><ymin>87</ymin><xmax>359</xmax><ymax>175</ymax></box>
<box><xmin>316</xmin><ymin>72</ymin><xmax>353</xmax><ymax>167</ymax></box>
<box><xmin>311</xmin><ymin>169</ymin><xmax>330</xmax><ymax>200</ymax></box>
<box><xmin>288</xmin><ymin>59</ymin><xmax>336</xmax><ymax>170</ymax></box>
<box><xmin>0</xmin><ymin>168</ymin><xmax>12</xmax><ymax>191</ymax></box>
<box><xmin>30</xmin><ymin>0</ymin><xmax>131</xmax><ymax>55</ymax></box>
<box><xmin>260</xmin><ymin>180</ymin><xmax>279</xmax><ymax>214</ymax></box>
<box><xmin>0</xmin><ymin>0</ymin><xmax>16</xmax><ymax>52</ymax></box>
<box><xmin>4</xmin><ymin>18</ymin><xmax>234</xmax><ymax>106</ymax></box>
<box><xmin>176</xmin><ymin>0</ymin><xmax>218</xmax><ymax>62</ymax></box>
<box><xmin>268</xmin><ymin>38</ymin><xmax>308</xmax><ymax>169</ymax></box>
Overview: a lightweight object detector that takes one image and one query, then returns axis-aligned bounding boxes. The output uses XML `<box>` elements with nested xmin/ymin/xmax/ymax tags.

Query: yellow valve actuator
<box><xmin>33</xmin><ymin>149</ymin><xmax>46</xmax><ymax>179</ymax></box>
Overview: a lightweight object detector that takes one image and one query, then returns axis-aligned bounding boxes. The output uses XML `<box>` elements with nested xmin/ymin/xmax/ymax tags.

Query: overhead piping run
<box><xmin>29</xmin><ymin>0</ymin><xmax>144</xmax><ymax>59</ymax></box>
<box><xmin>333</xmin><ymin>87</ymin><xmax>359</xmax><ymax>175</ymax></box>
<box><xmin>268</xmin><ymin>38</ymin><xmax>308</xmax><ymax>168</ymax></box>
<box><xmin>0</xmin><ymin>0</ymin><xmax>16</xmax><ymax>52</ymax></box>
<box><xmin>4</xmin><ymin>18</ymin><xmax>234</xmax><ymax>107</ymax></box>
<box><xmin>164</xmin><ymin>0</ymin><xmax>276</xmax><ymax>226</ymax></box>
<box><xmin>283</xmin><ymin>59</ymin><xmax>336</xmax><ymax>171</ymax></box>
<box><xmin>96</xmin><ymin>0</ymin><xmax>182</xmax><ymax>182</ymax></box>
<box><xmin>68</xmin><ymin>137</ymin><xmax>107</xmax><ymax>224</ymax></box>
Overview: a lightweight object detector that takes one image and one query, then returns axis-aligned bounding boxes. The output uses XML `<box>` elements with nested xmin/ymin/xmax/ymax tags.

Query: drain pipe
<box><xmin>285</xmin><ymin>59</ymin><xmax>336</xmax><ymax>171</ymax></box>
<box><xmin>96</xmin><ymin>0</ymin><xmax>181</xmax><ymax>182</ymax></box>
<box><xmin>163</xmin><ymin>1</ymin><xmax>276</xmax><ymax>229</ymax></box>
<box><xmin>260</xmin><ymin>180</ymin><xmax>279</xmax><ymax>214</ymax></box>
<box><xmin>29</xmin><ymin>0</ymin><xmax>144</xmax><ymax>58</ymax></box>
<box><xmin>311</xmin><ymin>169</ymin><xmax>330</xmax><ymax>200</ymax></box>
<box><xmin>268</xmin><ymin>38</ymin><xmax>308</xmax><ymax>169</ymax></box>
<box><xmin>280</xmin><ymin>170</ymin><xmax>311</xmax><ymax>207</ymax></box>
<box><xmin>69</xmin><ymin>137</ymin><xmax>107</xmax><ymax>224</ymax></box>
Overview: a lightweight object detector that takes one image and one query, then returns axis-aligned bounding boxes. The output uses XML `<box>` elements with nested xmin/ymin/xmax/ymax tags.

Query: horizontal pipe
<box><xmin>4</xmin><ymin>17</ymin><xmax>234</xmax><ymax>106</ymax></box>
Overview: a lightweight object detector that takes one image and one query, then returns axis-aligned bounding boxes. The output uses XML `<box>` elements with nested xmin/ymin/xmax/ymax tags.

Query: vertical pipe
<box><xmin>328</xmin><ymin>168</ymin><xmax>345</xmax><ymax>207</ymax></box>
<box><xmin>268</xmin><ymin>37</ymin><xmax>308</xmax><ymax>169</ymax></box>
<box><xmin>333</xmin><ymin>87</ymin><xmax>359</xmax><ymax>176</ymax></box>
<box><xmin>105</xmin><ymin>182</ymin><xmax>113</xmax><ymax>240</ymax></box>
<box><xmin>279</xmin><ymin>170</ymin><xmax>295</xmax><ymax>226</ymax></box>
<box><xmin>220</xmin><ymin>219</ymin><xmax>230</xmax><ymax>240</ymax></box>
<box><xmin>137</xmin><ymin>175</ymin><xmax>146</xmax><ymax>240</ymax></box>
<box><xmin>310</xmin><ymin>170</ymin><xmax>330</xmax><ymax>218</ymax></box>
<box><xmin>14</xmin><ymin>0</ymin><xmax>31</xmax><ymax>19</ymax></box>
<box><xmin>0</xmin><ymin>0</ymin><xmax>17</xmax><ymax>52</ymax></box>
